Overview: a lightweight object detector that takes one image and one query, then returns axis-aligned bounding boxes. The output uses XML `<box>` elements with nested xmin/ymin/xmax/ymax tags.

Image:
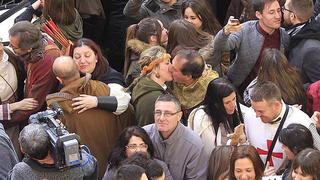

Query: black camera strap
<box><xmin>264</xmin><ymin>104</ymin><xmax>289</xmax><ymax>167</ymax></box>
<box><xmin>23</xmin><ymin>156</ymin><xmax>58</xmax><ymax>172</ymax></box>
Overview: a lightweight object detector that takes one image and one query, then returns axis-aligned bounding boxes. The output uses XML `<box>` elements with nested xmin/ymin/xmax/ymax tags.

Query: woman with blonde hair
<box><xmin>130</xmin><ymin>46</ymin><xmax>173</xmax><ymax>126</ymax></box>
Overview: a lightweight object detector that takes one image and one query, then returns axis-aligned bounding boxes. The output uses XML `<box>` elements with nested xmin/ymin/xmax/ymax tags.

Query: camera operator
<box><xmin>8</xmin><ymin>123</ymin><xmax>97</xmax><ymax>180</ymax></box>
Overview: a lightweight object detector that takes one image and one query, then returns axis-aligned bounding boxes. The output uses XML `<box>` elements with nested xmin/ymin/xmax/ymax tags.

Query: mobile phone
<box><xmin>230</xmin><ymin>18</ymin><xmax>240</xmax><ymax>24</ymax></box>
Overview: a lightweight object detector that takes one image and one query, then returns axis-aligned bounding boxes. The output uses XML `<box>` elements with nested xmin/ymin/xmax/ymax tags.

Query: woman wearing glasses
<box><xmin>128</xmin><ymin>46</ymin><xmax>173</xmax><ymax>126</ymax></box>
<box><xmin>103</xmin><ymin>126</ymin><xmax>172</xmax><ymax>180</ymax></box>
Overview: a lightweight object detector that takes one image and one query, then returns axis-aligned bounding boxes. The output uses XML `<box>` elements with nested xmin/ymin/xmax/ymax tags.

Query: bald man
<box><xmin>47</xmin><ymin>56</ymin><xmax>119</xmax><ymax>179</ymax></box>
<box><xmin>52</xmin><ymin>56</ymin><xmax>81</xmax><ymax>86</ymax></box>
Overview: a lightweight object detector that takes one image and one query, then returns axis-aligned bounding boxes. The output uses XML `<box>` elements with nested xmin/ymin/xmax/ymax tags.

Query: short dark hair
<box><xmin>252</xmin><ymin>0</ymin><xmax>278</xmax><ymax>13</ymax></box>
<box><xmin>121</xmin><ymin>153</ymin><xmax>164</xmax><ymax>179</ymax></box>
<box><xmin>288</xmin><ymin>0</ymin><xmax>314</xmax><ymax>22</ymax></box>
<box><xmin>146</xmin><ymin>160</ymin><xmax>164</xmax><ymax>180</ymax></box>
<box><xmin>155</xmin><ymin>94</ymin><xmax>181</xmax><ymax>111</ymax></box>
<box><xmin>279</xmin><ymin>124</ymin><xmax>314</xmax><ymax>155</ymax></box>
<box><xmin>176</xmin><ymin>49</ymin><xmax>205</xmax><ymax>79</ymax></box>
<box><xmin>121</xmin><ymin>152</ymin><xmax>150</xmax><ymax>169</ymax></box>
<box><xmin>19</xmin><ymin>124</ymin><xmax>49</xmax><ymax>160</ymax></box>
<box><xmin>291</xmin><ymin>148</ymin><xmax>320</xmax><ymax>180</ymax></box>
<box><xmin>9</xmin><ymin>21</ymin><xmax>41</xmax><ymax>49</ymax></box>
<box><xmin>116</xmin><ymin>164</ymin><xmax>146</xmax><ymax>180</ymax></box>
<box><xmin>250</xmin><ymin>81</ymin><xmax>282</xmax><ymax>103</ymax></box>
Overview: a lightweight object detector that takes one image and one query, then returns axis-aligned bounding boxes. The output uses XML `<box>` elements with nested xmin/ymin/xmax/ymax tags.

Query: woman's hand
<box><xmin>32</xmin><ymin>0</ymin><xmax>43</xmax><ymax>10</ymax></box>
<box><xmin>10</xmin><ymin>98</ymin><xmax>38</xmax><ymax>112</ymax></box>
<box><xmin>72</xmin><ymin>94</ymin><xmax>98</xmax><ymax>113</ymax></box>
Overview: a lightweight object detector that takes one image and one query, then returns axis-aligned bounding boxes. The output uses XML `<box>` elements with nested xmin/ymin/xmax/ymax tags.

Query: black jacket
<box><xmin>288</xmin><ymin>18</ymin><xmax>320</xmax><ymax>87</ymax></box>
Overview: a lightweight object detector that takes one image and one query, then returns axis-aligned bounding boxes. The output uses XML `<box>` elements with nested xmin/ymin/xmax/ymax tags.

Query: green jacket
<box><xmin>131</xmin><ymin>76</ymin><xmax>168</xmax><ymax>126</ymax></box>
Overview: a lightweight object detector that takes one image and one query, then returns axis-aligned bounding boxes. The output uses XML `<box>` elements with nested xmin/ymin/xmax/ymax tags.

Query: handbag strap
<box><xmin>264</xmin><ymin>104</ymin><xmax>289</xmax><ymax>167</ymax></box>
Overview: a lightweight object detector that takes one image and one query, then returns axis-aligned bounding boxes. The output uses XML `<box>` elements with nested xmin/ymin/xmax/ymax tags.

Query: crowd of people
<box><xmin>1</xmin><ymin>0</ymin><xmax>320</xmax><ymax>179</ymax></box>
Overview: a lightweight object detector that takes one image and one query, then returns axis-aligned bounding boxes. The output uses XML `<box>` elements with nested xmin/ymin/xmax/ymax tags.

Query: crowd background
<box><xmin>1</xmin><ymin>0</ymin><xmax>320</xmax><ymax>179</ymax></box>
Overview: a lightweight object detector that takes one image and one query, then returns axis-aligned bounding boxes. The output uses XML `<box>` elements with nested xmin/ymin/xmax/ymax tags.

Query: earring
<box><xmin>155</xmin><ymin>72</ymin><xmax>160</xmax><ymax>78</ymax></box>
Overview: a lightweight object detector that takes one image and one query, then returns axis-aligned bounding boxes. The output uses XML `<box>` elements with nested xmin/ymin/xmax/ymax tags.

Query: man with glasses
<box><xmin>143</xmin><ymin>94</ymin><xmax>209</xmax><ymax>180</ymax></box>
<box><xmin>213</xmin><ymin>0</ymin><xmax>289</xmax><ymax>94</ymax></box>
<box><xmin>282</xmin><ymin>0</ymin><xmax>320</xmax><ymax>88</ymax></box>
<box><xmin>0</xmin><ymin>21</ymin><xmax>60</xmax><ymax>159</ymax></box>
<box><xmin>3</xmin><ymin>21</ymin><xmax>60</xmax><ymax>128</ymax></box>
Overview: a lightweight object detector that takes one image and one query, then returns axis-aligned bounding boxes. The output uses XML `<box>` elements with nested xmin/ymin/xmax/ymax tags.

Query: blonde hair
<box><xmin>126</xmin><ymin>46</ymin><xmax>170</xmax><ymax>91</ymax></box>
<box><xmin>139</xmin><ymin>46</ymin><xmax>170</xmax><ymax>72</ymax></box>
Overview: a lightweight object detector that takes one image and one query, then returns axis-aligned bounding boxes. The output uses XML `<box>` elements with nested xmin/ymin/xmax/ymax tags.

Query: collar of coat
<box><xmin>127</xmin><ymin>39</ymin><xmax>153</xmax><ymax>54</ymax></box>
<box><xmin>46</xmin><ymin>73</ymin><xmax>92</xmax><ymax>111</ymax></box>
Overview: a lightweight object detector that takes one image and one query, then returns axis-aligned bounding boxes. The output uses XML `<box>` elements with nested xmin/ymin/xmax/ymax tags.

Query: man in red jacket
<box><xmin>3</xmin><ymin>21</ymin><xmax>60</xmax><ymax>155</ymax></box>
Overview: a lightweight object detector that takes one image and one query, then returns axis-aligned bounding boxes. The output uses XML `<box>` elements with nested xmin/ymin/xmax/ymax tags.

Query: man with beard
<box><xmin>213</xmin><ymin>0</ymin><xmax>289</xmax><ymax>94</ymax></box>
<box><xmin>282</xmin><ymin>0</ymin><xmax>320</xmax><ymax>88</ymax></box>
<box><xmin>6</xmin><ymin>21</ymin><xmax>60</xmax><ymax>130</ymax></box>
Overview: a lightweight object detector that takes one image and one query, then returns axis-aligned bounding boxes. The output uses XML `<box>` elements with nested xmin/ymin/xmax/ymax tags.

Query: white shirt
<box><xmin>108</xmin><ymin>83</ymin><xmax>131</xmax><ymax>115</ymax></box>
<box><xmin>243</xmin><ymin>102</ymin><xmax>319</xmax><ymax>170</ymax></box>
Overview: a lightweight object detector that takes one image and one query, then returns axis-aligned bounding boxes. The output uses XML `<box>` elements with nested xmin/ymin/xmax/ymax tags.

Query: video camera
<box><xmin>28</xmin><ymin>103</ymin><xmax>82</xmax><ymax>170</ymax></box>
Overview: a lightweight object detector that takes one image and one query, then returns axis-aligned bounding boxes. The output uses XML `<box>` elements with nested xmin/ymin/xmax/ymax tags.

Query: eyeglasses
<box><xmin>281</xmin><ymin>6</ymin><xmax>294</xmax><ymax>13</ymax></box>
<box><xmin>126</xmin><ymin>143</ymin><xmax>148</xmax><ymax>151</ymax></box>
<box><xmin>8</xmin><ymin>43</ymin><xmax>21</xmax><ymax>51</ymax></box>
<box><xmin>154</xmin><ymin>110</ymin><xmax>181</xmax><ymax>118</ymax></box>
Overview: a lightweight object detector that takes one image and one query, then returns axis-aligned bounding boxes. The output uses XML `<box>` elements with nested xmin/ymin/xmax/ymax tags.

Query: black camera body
<box><xmin>28</xmin><ymin>103</ymin><xmax>82</xmax><ymax>170</ymax></box>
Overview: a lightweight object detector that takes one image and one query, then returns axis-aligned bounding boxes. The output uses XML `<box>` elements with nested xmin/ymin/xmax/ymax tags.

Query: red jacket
<box><xmin>4</xmin><ymin>40</ymin><xmax>60</xmax><ymax>128</ymax></box>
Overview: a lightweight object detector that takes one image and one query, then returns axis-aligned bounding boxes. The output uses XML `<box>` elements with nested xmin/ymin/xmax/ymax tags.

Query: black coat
<box><xmin>288</xmin><ymin>18</ymin><xmax>320</xmax><ymax>88</ymax></box>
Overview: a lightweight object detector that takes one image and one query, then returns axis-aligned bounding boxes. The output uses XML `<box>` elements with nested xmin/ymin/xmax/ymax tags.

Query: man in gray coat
<box><xmin>143</xmin><ymin>94</ymin><xmax>209</xmax><ymax>180</ymax></box>
<box><xmin>282</xmin><ymin>0</ymin><xmax>320</xmax><ymax>88</ymax></box>
<box><xmin>213</xmin><ymin>0</ymin><xmax>289</xmax><ymax>93</ymax></box>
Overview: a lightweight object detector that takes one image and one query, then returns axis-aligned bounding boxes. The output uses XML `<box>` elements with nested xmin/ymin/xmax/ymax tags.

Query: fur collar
<box><xmin>127</xmin><ymin>39</ymin><xmax>153</xmax><ymax>54</ymax></box>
